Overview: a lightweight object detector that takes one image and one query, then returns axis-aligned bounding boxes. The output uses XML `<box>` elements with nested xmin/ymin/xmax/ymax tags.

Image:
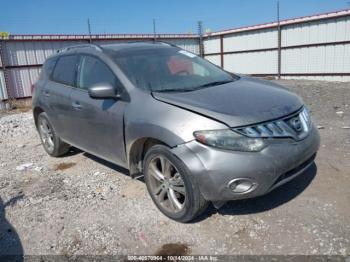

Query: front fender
<box><xmin>124</xmin><ymin>91</ymin><xmax>227</xmax><ymax>162</ymax></box>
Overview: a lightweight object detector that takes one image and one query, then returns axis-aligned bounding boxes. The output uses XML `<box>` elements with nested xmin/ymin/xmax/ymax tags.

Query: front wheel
<box><xmin>143</xmin><ymin>145</ymin><xmax>208</xmax><ymax>222</ymax></box>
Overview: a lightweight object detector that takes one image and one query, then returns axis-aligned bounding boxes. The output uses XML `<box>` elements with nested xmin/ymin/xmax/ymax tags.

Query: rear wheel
<box><xmin>144</xmin><ymin>145</ymin><xmax>208</xmax><ymax>222</ymax></box>
<box><xmin>37</xmin><ymin>112</ymin><xmax>70</xmax><ymax>157</ymax></box>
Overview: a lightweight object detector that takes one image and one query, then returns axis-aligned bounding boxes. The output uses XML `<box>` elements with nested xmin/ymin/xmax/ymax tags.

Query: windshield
<box><xmin>112</xmin><ymin>47</ymin><xmax>238</xmax><ymax>92</ymax></box>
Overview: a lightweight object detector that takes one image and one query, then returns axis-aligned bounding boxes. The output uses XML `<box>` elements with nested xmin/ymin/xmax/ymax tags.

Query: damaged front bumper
<box><xmin>171</xmin><ymin>124</ymin><xmax>320</xmax><ymax>202</ymax></box>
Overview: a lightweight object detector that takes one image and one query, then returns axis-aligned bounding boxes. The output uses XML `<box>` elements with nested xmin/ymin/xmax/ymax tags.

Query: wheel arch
<box><xmin>33</xmin><ymin>106</ymin><xmax>45</xmax><ymax>128</ymax></box>
<box><xmin>128</xmin><ymin>137</ymin><xmax>169</xmax><ymax>177</ymax></box>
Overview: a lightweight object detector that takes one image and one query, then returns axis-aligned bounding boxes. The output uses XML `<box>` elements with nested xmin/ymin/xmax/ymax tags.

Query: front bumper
<box><xmin>171</xmin><ymin>123</ymin><xmax>320</xmax><ymax>201</ymax></box>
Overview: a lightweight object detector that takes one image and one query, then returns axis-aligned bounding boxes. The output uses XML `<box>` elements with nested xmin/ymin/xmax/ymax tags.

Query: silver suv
<box><xmin>32</xmin><ymin>42</ymin><xmax>320</xmax><ymax>222</ymax></box>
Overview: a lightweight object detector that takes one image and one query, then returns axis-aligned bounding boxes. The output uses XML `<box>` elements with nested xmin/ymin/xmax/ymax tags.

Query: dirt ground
<box><xmin>0</xmin><ymin>79</ymin><xmax>349</xmax><ymax>257</ymax></box>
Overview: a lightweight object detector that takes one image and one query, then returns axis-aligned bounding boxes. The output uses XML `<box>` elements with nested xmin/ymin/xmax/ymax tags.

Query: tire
<box><xmin>37</xmin><ymin>112</ymin><xmax>70</xmax><ymax>157</ymax></box>
<box><xmin>143</xmin><ymin>144</ymin><xmax>208</xmax><ymax>222</ymax></box>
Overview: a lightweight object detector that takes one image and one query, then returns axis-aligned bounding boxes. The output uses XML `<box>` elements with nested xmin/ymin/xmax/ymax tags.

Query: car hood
<box><xmin>152</xmin><ymin>76</ymin><xmax>303</xmax><ymax>127</ymax></box>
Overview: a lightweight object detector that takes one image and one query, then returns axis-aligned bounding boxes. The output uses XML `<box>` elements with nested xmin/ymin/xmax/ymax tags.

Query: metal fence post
<box><xmin>198</xmin><ymin>21</ymin><xmax>204</xmax><ymax>57</ymax></box>
<box><xmin>220</xmin><ymin>35</ymin><xmax>224</xmax><ymax>68</ymax></box>
<box><xmin>277</xmin><ymin>0</ymin><xmax>282</xmax><ymax>79</ymax></box>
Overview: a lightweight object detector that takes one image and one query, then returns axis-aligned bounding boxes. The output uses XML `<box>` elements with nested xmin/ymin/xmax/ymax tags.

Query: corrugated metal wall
<box><xmin>0</xmin><ymin>70</ymin><xmax>6</xmax><ymax>100</ymax></box>
<box><xmin>7</xmin><ymin>67</ymin><xmax>41</xmax><ymax>98</ymax></box>
<box><xmin>1</xmin><ymin>9</ymin><xmax>349</xmax><ymax>102</ymax></box>
<box><xmin>280</xmin><ymin>16</ymin><xmax>350</xmax><ymax>81</ymax></box>
<box><xmin>0</xmin><ymin>41</ymin><xmax>7</xmax><ymax>101</ymax></box>
<box><xmin>224</xmin><ymin>51</ymin><xmax>278</xmax><ymax>74</ymax></box>
<box><xmin>0</xmin><ymin>36</ymin><xmax>199</xmax><ymax>100</ymax></box>
<box><xmin>204</xmin><ymin>10</ymin><xmax>350</xmax><ymax>82</ymax></box>
<box><xmin>281</xmin><ymin>17</ymin><xmax>350</xmax><ymax>46</ymax></box>
<box><xmin>204</xmin><ymin>36</ymin><xmax>221</xmax><ymax>54</ymax></box>
<box><xmin>4</xmin><ymin>40</ymin><xmax>87</xmax><ymax>66</ymax></box>
<box><xmin>224</xmin><ymin>28</ymin><xmax>278</xmax><ymax>51</ymax></box>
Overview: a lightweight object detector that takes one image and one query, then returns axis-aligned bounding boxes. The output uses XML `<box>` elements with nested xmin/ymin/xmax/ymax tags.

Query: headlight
<box><xmin>193</xmin><ymin>129</ymin><xmax>267</xmax><ymax>152</ymax></box>
<box><xmin>300</xmin><ymin>107</ymin><xmax>311</xmax><ymax>128</ymax></box>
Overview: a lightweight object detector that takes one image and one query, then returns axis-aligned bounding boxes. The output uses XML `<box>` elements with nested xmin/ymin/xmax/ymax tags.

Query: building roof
<box><xmin>205</xmin><ymin>8</ymin><xmax>350</xmax><ymax>37</ymax></box>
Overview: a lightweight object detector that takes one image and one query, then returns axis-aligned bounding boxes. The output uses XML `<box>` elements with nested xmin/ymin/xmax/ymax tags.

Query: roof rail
<box><xmin>126</xmin><ymin>40</ymin><xmax>173</xmax><ymax>46</ymax></box>
<box><xmin>57</xmin><ymin>44</ymin><xmax>103</xmax><ymax>53</ymax></box>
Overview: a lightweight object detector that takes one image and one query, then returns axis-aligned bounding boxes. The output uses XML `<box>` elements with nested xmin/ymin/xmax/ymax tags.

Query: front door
<box><xmin>69</xmin><ymin>55</ymin><xmax>127</xmax><ymax>166</ymax></box>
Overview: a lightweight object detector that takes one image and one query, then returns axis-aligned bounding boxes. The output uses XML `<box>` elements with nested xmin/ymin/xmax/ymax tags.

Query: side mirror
<box><xmin>88</xmin><ymin>83</ymin><xmax>120</xmax><ymax>99</ymax></box>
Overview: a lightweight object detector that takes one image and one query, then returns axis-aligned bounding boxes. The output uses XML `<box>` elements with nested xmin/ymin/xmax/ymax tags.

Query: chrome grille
<box><xmin>234</xmin><ymin>107</ymin><xmax>311</xmax><ymax>141</ymax></box>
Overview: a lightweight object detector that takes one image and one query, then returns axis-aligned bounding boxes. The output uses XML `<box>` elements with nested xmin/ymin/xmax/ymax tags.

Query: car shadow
<box><xmin>60</xmin><ymin>146</ymin><xmax>83</xmax><ymax>157</ymax></box>
<box><xmin>192</xmin><ymin>163</ymin><xmax>317</xmax><ymax>222</ymax></box>
<box><xmin>60</xmin><ymin>147</ymin><xmax>136</xmax><ymax>178</ymax></box>
<box><xmin>0</xmin><ymin>195</ymin><xmax>24</xmax><ymax>261</ymax></box>
<box><xmin>83</xmin><ymin>152</ymin><xmax>130</xmax><ymax>177</ymax></box>
<box><xmin>61</xmin><ymin>147</ymin><xmax>317</xmax><ymax>223</ymax></box>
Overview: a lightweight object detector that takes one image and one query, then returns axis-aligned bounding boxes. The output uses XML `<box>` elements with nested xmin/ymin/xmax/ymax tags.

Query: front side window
<box><xmin>51</xmin><ymin>55</ymin><xmax>78</xmax><ymax>86</ymax></box>
<box><xmin>78</xmin><ymin>56</ymin><xmax>118</xmax><ymax>90</ymax></box>
<box><xmin>113</xmin><ymin>47</ymin><xmax>238</xmax><ymax>92</ymax></box>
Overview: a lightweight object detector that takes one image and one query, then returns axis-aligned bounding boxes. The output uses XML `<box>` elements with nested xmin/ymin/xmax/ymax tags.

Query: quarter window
<box><xmin>38</xmin><ymin>57</ymin><xmax>57</xmax><ymax>81</ymax></box>
<box><xmin>51</xmin><ymin>55</ymin><xmax>78</xmax><ymax>86</ymax></box>
<box><xmin>78</xmin><ymin>56</ymin><xmax>118</xmax><ymax>90</ymax></box>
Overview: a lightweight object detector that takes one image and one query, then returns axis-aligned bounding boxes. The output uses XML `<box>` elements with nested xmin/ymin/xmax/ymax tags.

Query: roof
<box><xmin>54</xmin><ymin>42</ymin><xmax>177</xmax><ymax>56</ymax></box>
<box><xmin>101</xmin><ymin>41</ymin><xmax>174</xmax><ymax>51</ymax></box>
<box><xmin>205</xmin><ymin>8</ymin><xmax>350</xmax><ymax>37</ymax></box>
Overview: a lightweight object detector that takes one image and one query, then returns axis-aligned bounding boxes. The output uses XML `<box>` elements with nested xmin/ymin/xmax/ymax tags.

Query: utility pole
<box><xmin>277</xmin><ymin>0</ymin><xmax>281</xmax><ymax>79</ymax></box>
<box><xmin>153</xmin><ymin>18</ymin><xmax>157</xmax><ymax>42</ymax></box>
<box><xmin>87</xmin><ymin>18</ymin><xmax>92</xmax><ymax>43</ymax></box>
<box><xmin>198</xmin><ymin>21</ymin><xmax>204</xmax><ymax>57</ymax></box>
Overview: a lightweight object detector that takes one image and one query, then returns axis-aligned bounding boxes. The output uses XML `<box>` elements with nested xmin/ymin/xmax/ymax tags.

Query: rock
<box><xmin>34</xmin><ymin>166</ymin><xmax>44</xmax><ymax>172</ymax></box>
<box><xmin>335</xmin><ymin>111</ymin><xmax>344</xmax><ymax>117</ymax></box>
<box><xmin>342</xmin><ymin>126</ymin><xmax>350</xmax><ymax>129</ymax></box>
<box><xmin>16</xmin><ymin>162</ymin><xmax>33</xmax><ymax>171</ymax></box>
<box><xmin>249</xmin><ymin>231</ymin><xmax>257</xmax><ymax>238</ymax></box>
<box><xmin>317</xmin><ymin>125</ymin><xmax>325</xmax><ymax>129</ymax></box>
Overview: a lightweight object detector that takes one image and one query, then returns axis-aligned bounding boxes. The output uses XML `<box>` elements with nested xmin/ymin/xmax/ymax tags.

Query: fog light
<box><xmin>228</xmin><ymin>178</ymin><xmax>257</xmax><ymax>194</ymax></box>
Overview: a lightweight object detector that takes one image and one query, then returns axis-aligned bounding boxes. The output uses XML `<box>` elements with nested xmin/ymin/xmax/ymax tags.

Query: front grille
<box><xmin>234</xmin><ymin>107</ymin><xmax>311</xmax><ymax>141</ymax></box>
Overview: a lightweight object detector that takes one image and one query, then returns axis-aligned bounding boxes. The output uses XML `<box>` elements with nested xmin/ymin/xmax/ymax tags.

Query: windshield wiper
<box><xmin>154</xmin><ymin>88</ymin><xmax>198</xmax><ymax>93</ymax></box>
<box><xmin>153</xmin><ymin>79</ymin><xmax>234</xmax><ymax>93</ymax></box>
<box><xmin>198</xmin><ymin>80</ymin><xmax>233</xmax><ymax>88</ymax></box>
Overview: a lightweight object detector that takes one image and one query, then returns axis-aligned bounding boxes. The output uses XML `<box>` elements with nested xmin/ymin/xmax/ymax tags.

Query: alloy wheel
<box><xmin>147</xmin><ymin>155</ymin><xmax>186</xmax><ymax>213</ymax></box>
<box><xmin>38</xmin><ymin>117</ymin><xmax>55</xmax><ymax>153</ymax></box>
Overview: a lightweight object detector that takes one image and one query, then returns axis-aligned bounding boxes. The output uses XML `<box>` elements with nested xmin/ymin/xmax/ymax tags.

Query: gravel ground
<box><xmin>0</xmin><ymin>79</ymin><xmax>349</xmax><ymax>256</ymax></box>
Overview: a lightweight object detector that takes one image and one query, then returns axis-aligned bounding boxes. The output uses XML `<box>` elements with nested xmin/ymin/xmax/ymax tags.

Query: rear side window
<box><xmin>78</xmin><ymin>56</ymin><xmax>119</xmax><ymax>90</ymax></box>
<box><xmin>38</xmin><ymin>57</ymin><xmax>57</xmax><ymax>80</ymax></box>
<box><xmin>52</xmin><ymin>55</ymin><xmax>78</xmax><ymax>86</ymax></box>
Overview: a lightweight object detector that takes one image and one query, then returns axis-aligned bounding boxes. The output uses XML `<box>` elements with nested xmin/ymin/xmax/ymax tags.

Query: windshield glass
<box><xmin>113</xmin><ymin>47</ymin><xmax>238</xmax><ymax>92</ymax></box>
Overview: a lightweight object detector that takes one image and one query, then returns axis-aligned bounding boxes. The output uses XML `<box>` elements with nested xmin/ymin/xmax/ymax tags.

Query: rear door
<box><xmin>44</xmin><ymin>55</ymin><xmax>79</xmax><ymax>141</ymax></box>
<box><xmin>69</xmin><ymin>54</ymin><xmax>127</xmax><ymax>165</ymax></box>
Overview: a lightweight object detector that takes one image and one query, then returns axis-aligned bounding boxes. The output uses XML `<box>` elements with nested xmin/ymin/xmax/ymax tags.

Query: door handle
<box><xmin>72</xmin><ymin>101</ymin><xmax>82</xmax><ymax>110</ymax></box>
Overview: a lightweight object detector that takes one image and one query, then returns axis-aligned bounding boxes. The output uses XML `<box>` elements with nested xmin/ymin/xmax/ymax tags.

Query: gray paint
<box><xmin>153</xmin><ymin>76</ymin><xmax>303</xmax><ymax>127</ymax></box>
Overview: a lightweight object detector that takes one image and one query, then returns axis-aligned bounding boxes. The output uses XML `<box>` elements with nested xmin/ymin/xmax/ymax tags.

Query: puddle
<box><xmin>154</xmin><ymin>243</ymin><xmax>191</xmax><ymax>256</ymax></box>
<box><xmin>53</xmin><ymin>162</ymin><xmax>76</xmax><ymax>171</ymax></box>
